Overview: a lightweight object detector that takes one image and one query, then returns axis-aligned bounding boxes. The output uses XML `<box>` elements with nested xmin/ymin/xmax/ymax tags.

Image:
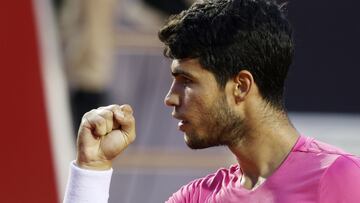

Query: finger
<box><xmin>114</xmin><ymin>105</ymin><xmax>136</xmax><ymax>143</ymax></box>
<box><xmin>98</xmin><ymin>104</ymin><xmax>135</xmax><ymax>134</ymax></box>
<box><xmin>119</xmin><ymin>104</ymin><xmax>133</xmax><ymax>114</ymax></box>
<box><xmin>82</xmin><ymin>110</ymin><xmax>107</xmax><ymax>137</ymax></box>
<box><xmin>101</xmin><ymin>104</ymin><xmax>133</xmax><ymax>128</ymax></box>
<box><xmin>96</xmin><ymin>108</ymin><xmax>114</xmax><ymax>134</ymax></box>
<box><xmin>100</xmin><ymin>104</ymin><xmax>123</xmax><ymax>129</ymax></box>
<box><xmin>115</xmin><ymin>104</ymin><xmax>134</xmax><ymax>129</ymax></box>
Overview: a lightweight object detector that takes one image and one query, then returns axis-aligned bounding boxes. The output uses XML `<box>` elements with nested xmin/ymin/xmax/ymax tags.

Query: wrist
<box><xmin>76</xmin><ymin>156</ymin><xmax>112</xmax><ymax>170</ymax></box>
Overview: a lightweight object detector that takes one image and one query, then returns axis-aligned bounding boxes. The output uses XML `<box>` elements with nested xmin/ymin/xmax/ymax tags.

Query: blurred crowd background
<box><xmin>1</xmin><ymin>0</ymin><xmax>359</xmax><ymax>202</ymax></box>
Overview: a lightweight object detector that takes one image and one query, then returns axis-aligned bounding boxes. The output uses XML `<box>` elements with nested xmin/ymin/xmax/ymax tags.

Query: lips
<box><xmin>172</xmin><ymin>113</ymin><xmax>189</xmax><ymax>132</ymax></box>
<box><xmin>178</xmin><ymin>120</ymin><xmax>189</xmax><ymax>132</ymax></box>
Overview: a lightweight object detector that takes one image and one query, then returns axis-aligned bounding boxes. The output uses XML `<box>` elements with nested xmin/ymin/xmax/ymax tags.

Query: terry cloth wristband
<box><xmin>63</xmin><ymin>161</ymin><xmax>113</xmax><ymax>203</ymax></box>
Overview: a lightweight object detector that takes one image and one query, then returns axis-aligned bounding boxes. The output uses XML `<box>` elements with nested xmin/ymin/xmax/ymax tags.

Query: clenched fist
<box><xmin>76</xmin><ymin>104</ymin><xmax>136</xmax><ymax>170</ymax></box>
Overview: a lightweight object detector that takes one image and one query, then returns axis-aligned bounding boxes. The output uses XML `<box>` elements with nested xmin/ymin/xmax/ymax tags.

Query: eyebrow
<box><xmin>171</xmin><ymin>68</ymin><xmax>196</xmax><ymax>79</ymax></box>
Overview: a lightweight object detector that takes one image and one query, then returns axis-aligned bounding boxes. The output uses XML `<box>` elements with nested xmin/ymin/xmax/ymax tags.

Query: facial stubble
<box><xmin>185</xmin><ymin>96</ymin><xmax>246</xmax><ymax>149</ymax></box>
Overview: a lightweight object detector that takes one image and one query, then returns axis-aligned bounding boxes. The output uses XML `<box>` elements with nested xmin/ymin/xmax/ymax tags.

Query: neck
<box><xmin>228</xmin><ymin>109</ymin><xmax>299</xmax><ymax>189</ymax></box>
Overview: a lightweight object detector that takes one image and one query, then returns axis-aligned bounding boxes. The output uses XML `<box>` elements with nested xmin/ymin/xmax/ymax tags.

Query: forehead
<box><xmin>170</xmin><ymin>58</ymin><xmax>211</xmax><ymax>78</ymax></box>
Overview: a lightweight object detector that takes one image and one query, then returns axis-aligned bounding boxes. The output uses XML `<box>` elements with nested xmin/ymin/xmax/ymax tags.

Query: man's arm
<box><xmin>63</xmin><ymin>104</ymin><xmax>136</xmax><ymax>203</ymax></box>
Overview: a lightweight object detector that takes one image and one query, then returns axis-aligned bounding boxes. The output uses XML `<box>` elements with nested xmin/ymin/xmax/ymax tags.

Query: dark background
<box><xmin>285</xmin><ymin>0</ymin><xmax>360</xmax><ymax>113</ymax></box>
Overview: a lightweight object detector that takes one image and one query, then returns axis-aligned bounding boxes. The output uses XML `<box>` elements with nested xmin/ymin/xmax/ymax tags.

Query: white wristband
<box><xmin>63</xmin><ymin>161</ymin><xmax>113</xmax><ymax>203</ymax></box>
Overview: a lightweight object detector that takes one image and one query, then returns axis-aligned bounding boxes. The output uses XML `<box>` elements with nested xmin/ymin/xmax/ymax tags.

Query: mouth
<box><xmin>172</xmin><ymin>112</ymin><xmax>190</xmax><ymax>132</ymax></box>
<box><xmin>178</xmin><ymin>120</ymin><xmax>189</xmax><ymax>132</ymax></box>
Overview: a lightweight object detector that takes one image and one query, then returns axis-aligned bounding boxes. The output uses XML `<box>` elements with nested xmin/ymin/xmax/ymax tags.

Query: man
<box><xmin>64</xmin><ymin>0</ymin><xmax>360</xmax><ymax>202</ymax></box>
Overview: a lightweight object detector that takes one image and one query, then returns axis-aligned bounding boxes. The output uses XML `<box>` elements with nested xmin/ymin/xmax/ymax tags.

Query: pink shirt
<box><xmin>167</xmin><ymin>136</ymin><xmax>360</xmax><ymax>203</ymax></box>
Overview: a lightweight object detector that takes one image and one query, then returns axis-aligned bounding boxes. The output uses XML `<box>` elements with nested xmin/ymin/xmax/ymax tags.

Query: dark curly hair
<box><xmin>158</xmin><ymin>0</ymin><xmax>294</xmax><ymax>109</ymax></box>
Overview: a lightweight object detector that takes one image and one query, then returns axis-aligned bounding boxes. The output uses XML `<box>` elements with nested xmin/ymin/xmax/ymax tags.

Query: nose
<box><xmin>164</xmin><ymin>83</ymin><xmax>180</xmax><ymax>107</ymax></box>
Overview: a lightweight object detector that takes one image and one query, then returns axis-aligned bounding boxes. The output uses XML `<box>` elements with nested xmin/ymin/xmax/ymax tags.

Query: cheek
<box><xmin>182</xmin><ymin>89</ymin><xmax>197</xmax><ymax>107</ymax></box>
<box><xmin>182</xmin><ymin>96</ymin><xmax>202</xmax><ymax>119</ymax></box>
<box><xmin>183</xmin><ymin>91</ymin><xmax>206</xmax><ymax>110</ymax></box>
<box><xmin>182</xmin><ymin>87</ymin><xmax>218</xmax><ymax>117</ymax></box>
<box><xmin>187</xmin><ymin>100</ymin><xmax>212</xmax><ymax>126</ymax></box>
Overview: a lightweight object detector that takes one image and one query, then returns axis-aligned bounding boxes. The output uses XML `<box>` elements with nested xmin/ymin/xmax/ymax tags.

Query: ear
<box><xmin>232</xmin><ymin>70</ymin><xmax>254</xmax><ymax>103</ymax></box>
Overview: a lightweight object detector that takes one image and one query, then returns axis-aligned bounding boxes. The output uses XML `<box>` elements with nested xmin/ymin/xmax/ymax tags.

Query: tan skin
<box><xmin>76</xmin><ymin>58</ymin><xmax>299</xmax><ymax>189</ymax></box>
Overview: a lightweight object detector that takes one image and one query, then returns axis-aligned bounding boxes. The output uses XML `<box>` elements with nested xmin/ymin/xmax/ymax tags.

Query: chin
<box><xmin>184</xmin><ymin>133</ymin><xmax>216</xmax><ymax>150</ymax></box>
<box><xmin>185</xmin><ymin>141</ymin><xmax>209</xmax><ymax>150</ymax></box>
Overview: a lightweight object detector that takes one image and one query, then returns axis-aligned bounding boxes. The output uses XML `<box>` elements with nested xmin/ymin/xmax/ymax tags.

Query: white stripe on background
<box><xmin>32</xmin><ymin>0</ymin><xmax>75</xmax><ymax>201</ymax></box>
<box><xmin>290</xmin><ymin>112</ymin><xmax>360</xmax><ymax>155</ymax></box>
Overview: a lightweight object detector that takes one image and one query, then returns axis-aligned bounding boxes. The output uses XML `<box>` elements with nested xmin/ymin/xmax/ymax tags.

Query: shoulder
<box><xmin>321</xmin><ymin>155</ymin><xmax>360</xmax><ymax>181</ymax></box>
<box><xmin>166</xmin><ymin>165</ymin><xmax>239</xmax><ymax>203</ymax></box>
<box><xmin>295</xmin><ymin>136</ymin><xmax>350</xmax><ymax>155</ymax></box>
<box><xmin>319</xmin><ymin>155</ymin><xmax>360</xmax><ymax>202</ymax></box>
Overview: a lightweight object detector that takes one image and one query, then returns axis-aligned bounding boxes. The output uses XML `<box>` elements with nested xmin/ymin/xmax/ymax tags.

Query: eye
<box><xmin>184</xmin><ymin>78</ymin><xmax>192</xmax><ymax>85</ymax></box>
<box><xmin>172</xmin><ymin>74</ymin><xmax>193</xmax><ymax>88</ymax></box>
<box><xmin>180</xmin><ymin>77</ymin><xmax>193</xmax><ymax>88</ymax></box>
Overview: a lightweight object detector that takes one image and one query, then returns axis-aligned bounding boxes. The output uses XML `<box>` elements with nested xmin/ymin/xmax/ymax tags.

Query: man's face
<box><xmin>164</xmin><ymin>59</ymin><xmax>244</xmax><ymax>149</ymax></box>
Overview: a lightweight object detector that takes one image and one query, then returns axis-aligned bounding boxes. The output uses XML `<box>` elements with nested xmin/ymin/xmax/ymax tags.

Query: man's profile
<box><xmin>63</xmin><ymin>0</ymin><xmax>360</xmax><ymax>202</ymax></box>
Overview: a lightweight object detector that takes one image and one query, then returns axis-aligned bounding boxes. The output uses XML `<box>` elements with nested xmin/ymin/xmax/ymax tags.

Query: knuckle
<box><xmin>109</xmin><ymin>104</ymin><xmax>120</xmax><ymax>109</ymax></box>
<box><xmin>121</xmin><ymin>104</ymin><xmax>133</xmax><ymax>114</ymax></box>
<box><xmin>104</xmin><ymin>104</ymin><xmax>121</xmax><ymax>113</ymax></box>
<box><xmin>94</xmin><ymin>116</ymin><xmax>106</xmax><ymax>127</ymax></box>
<box><xmin>102</xmin><ymin>109</ymin><xmax>113</xmax><ymax>118</ymax></box>
<box><xmin>81</xmin><ymin>110</ymin><xmax>97</xmax><ymax>125</ymax></box>
<box><xmin>95</xmin><ymin>109</ymin><xmax>112</xmax><ymax>119</ymax></box>
<box><xmin>83</xmin><ymin>109</ymin><xmax>95</xmax><ymax>119</ymax></box>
